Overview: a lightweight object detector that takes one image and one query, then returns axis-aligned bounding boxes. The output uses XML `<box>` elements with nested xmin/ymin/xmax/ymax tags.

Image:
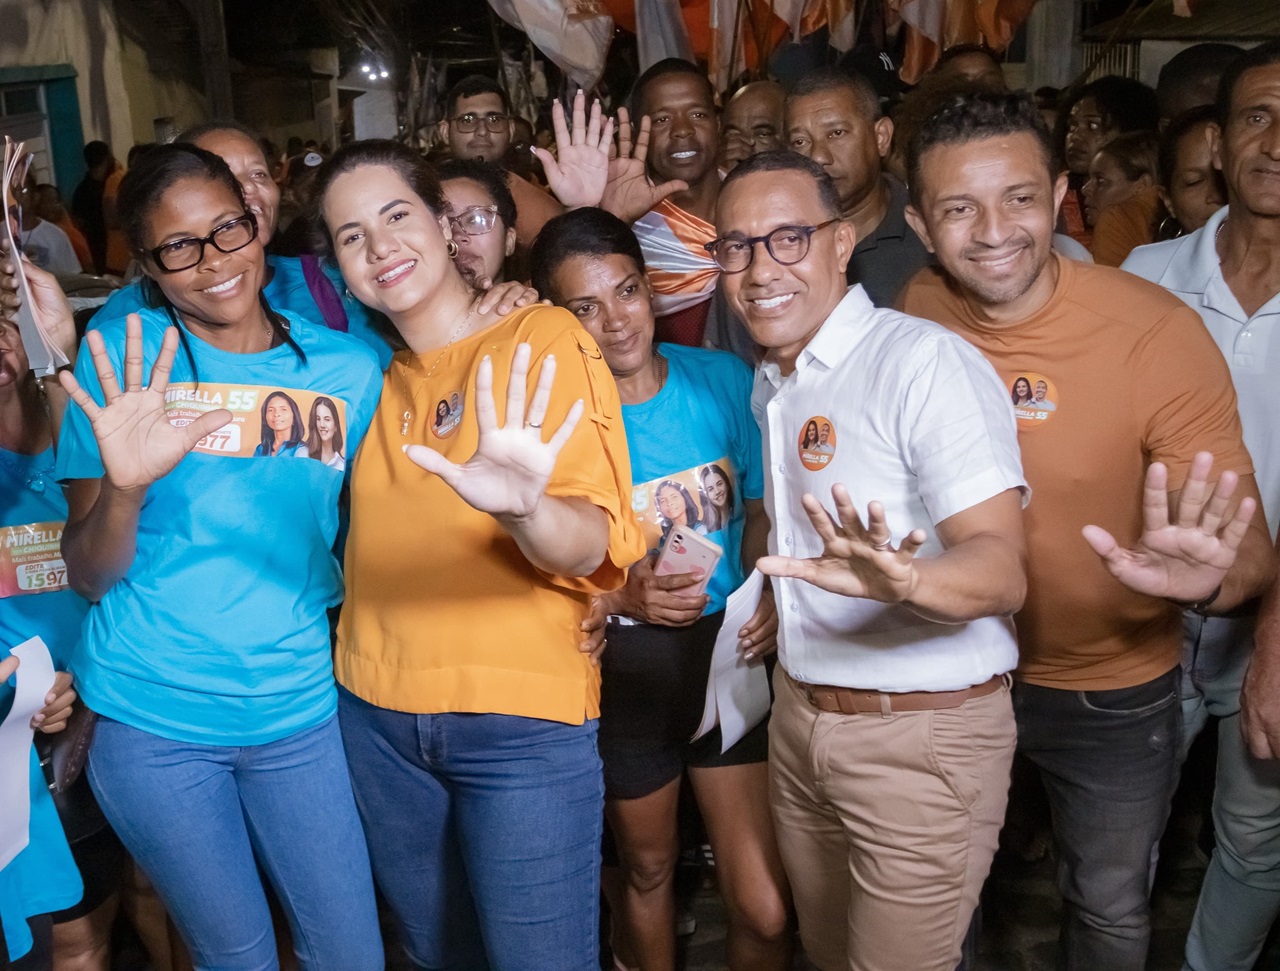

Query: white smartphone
<box><xmin>654</xmin><ymin>528</ymin><xmax>723</xmax><ymax>597</ymax></box>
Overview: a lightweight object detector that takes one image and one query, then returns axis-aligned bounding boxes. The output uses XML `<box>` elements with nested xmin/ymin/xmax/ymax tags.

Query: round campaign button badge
<box><xmin>1008</xmin><ymin>372</ymin><xmax>1059</xmax><ymax>429</ymax></box>
<box><xmin>429</xmin><ymin>390</ymin><xmax>465</xmax><ymax>440</ymax></box>
<box><xmin>798</xmin><ymin>416</ymin><xmax>836</xmax><ymax>471</ymax></box>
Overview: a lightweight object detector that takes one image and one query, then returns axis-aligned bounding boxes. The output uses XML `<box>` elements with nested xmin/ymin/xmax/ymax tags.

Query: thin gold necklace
<box><xmin>397</xmin><ymin>309</ymin><xmax>475</xmax><ymax>436</ymax></box>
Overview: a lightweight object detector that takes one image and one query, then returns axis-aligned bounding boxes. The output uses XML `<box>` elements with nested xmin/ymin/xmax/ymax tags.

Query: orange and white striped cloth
<box><xmin>633</xmin><ymin>199</ymin><xmax>720</xmax><ymax>319</ymax></box>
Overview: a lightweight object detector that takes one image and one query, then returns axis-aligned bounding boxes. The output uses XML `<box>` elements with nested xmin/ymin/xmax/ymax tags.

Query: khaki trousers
<box><xmin>769</xmin><ymin>669</ymin><xmax>1016</xmax><ymax>971</ymax></box>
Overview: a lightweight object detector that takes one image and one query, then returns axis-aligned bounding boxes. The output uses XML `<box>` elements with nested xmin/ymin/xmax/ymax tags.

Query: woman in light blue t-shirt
<box><xmin>532</xmin><ymin>207</ymin><xmax>792</xmax><ymax>971</ymax></box>
<box><xmin>51</xmin><ymin>144</ymin><xmax>384</xmax><ymax>971</ymax></box>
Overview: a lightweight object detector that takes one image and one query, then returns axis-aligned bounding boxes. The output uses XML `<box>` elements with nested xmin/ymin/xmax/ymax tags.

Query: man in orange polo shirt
<box><xmin>901</xmin><ymin>90</ymin><xmax>1275</xmax><ymax>971</ymax></box>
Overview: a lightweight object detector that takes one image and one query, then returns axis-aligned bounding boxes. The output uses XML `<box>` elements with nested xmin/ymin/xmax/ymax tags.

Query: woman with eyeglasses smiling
<box><xmin>47</xmin><ymin>143</ymin><xmax>388</xmax><ymax>970</ymax></box>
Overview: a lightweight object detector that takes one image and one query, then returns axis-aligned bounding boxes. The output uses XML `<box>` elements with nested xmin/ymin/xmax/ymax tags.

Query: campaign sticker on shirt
<box><xmin>798</xmin><ymin>416</ymin><xmax>837</xmax><ymax>471</ymax></box>
<box><xmin>164</xmin><ymin>383</ymin><xmax>349</xmax><ymax>462</ymax></box>
<box><xmin>631</xmin><ymin>456</ymin><xmax>738</xmax><ymax>552</ymax></box>
<box><xmin>429</xmin><ymin>391</ymin><xmax>465</xmax><ymax>440</ymax></box>
<box><xmin>0</xmin><ymin>521</ymin><xmax>68</xmax><ymax>598</ymax></box>
<box><xmin>1007</xmin><ymin>373</ymin><xmax>1059</xmax><ymax>428</ymax></box>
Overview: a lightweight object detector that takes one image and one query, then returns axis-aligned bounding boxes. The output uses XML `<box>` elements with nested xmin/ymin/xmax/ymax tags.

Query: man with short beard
<box><xmin>901</xmin><ymin>90</ymin><xmax>1275</xmax><ymax>971</ymax></box>
<box><xmin>1123</xmin><ymin>40</ymin><xmax>1280</xmax><ymax>971</ymax></box>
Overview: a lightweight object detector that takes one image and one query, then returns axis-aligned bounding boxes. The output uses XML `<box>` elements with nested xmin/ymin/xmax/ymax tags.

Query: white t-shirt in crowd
<box><xmin>753</xmin><ymin>285</ymin><xmax>1028</xmax><ymax>692</ymax></box>
<box><xmin>22</xmin><ymin>219</ymin><xmax>81</xmax><ymax>275</ymax></box>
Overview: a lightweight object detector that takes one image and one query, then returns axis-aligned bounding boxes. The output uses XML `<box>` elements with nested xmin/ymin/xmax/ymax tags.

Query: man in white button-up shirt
<box><xmin>1123</xmin><ymin>41</ymin><xmax>1280</xmax><ymax>971</ymax></box>
<box><xmin>708</xmin><ymin>149</ymin><xmax>1029</xmax><ymax>971</ymax></box>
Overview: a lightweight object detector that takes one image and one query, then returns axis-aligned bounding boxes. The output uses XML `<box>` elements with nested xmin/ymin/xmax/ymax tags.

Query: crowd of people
<box><xmin>3</xmin><ymin>33</ymin><xmax>1280</xmax><ymax>971</ymax></box>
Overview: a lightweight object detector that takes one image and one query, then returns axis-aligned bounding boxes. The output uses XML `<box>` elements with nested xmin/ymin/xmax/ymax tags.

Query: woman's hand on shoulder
<box><xmin>471</xmin><ymin>281</ymin><xmax>541</xmax><ymax>318</ymax></box>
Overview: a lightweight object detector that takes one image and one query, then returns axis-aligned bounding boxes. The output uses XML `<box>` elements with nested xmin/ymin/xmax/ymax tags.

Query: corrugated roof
<box><xmin>1084</xmin><ymin>0</ymin><xmax>1280</xmax><ymax>41</ymax></box>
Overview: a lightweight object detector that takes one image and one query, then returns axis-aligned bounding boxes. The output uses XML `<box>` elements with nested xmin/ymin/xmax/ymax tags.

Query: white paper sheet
<box><xmin>4</xmin><ymin>137</ymin><xmax>69</xmax><ymax>376</ymax></box>
<box><xmin>692</xmin><ymin>570</ymin><xmax>772</xmax><ymax>754</ymax></box>
<box><xmin>0</xmin><ymin>636</ymin><xmax>56</xmax><ymax>869</ymax></box>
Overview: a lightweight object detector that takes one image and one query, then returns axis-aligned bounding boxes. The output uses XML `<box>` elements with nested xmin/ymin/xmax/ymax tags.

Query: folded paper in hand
<box><xmin>692</xmin><ymin>570</ymin><xmax>772</xmax><ymax>754</ymax></box>
<box><xmin>4</xmin><ymin>137</ymin><xmax>69</xmax><ymax>375</ymax></box>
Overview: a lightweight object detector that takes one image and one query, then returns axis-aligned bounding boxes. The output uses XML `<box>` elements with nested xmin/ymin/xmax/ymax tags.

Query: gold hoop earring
<box><xmin>446</xmin><ymin>239</ymin><xmax>459</xmax><ymax>259</ymax></box>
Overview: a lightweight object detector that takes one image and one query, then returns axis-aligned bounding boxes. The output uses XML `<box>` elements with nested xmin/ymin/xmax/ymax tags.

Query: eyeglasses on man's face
<box><xmin>148</xmin><ymin>214</ymin><xmax>258</xmax><ymax>272</ymax></box>
<box><xmin>448</xmin><ymin>205</ymin><xmax>501</xmax><ymax>236</ymax></box>
<box><xmin>703</xmin><ymin>218</ymin><xmax>841</xmax><ymax>273</ymax></box>
<box><xmin>450</xmin><ymin>113</ymin><xmax>510</xmax><ymax>134</ymax></box>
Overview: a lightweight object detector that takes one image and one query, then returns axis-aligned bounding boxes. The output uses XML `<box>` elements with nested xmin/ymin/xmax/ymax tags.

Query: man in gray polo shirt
<box><xmin>1123</xmin><ymin>39</ymin><xmax>1280</xmax><ymax>971</ymax></box>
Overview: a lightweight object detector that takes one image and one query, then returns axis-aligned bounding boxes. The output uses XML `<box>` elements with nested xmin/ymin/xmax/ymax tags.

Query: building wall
<box><xmin>0</xmin><ymin>0</ymin><xmax>136</xmax><ymax>155</ymax></box>
<box><xmin>118</xmin><ymin>30</ymin><xmax>208</xmax><ymax>146</ymax></box>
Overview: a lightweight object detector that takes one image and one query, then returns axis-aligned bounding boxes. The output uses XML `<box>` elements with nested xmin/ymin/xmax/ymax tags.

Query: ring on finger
<box><xmin>871</xmin><ymin>539</ymin><xmax>893</xmax><ymax>551</ymax></box>
<box><xmin>526</xmin><ymin>420</ymin><xmax>543</xmax><ymax>429</ymax></box>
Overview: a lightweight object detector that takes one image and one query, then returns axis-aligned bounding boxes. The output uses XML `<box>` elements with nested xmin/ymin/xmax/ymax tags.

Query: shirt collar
<box><xmin>759</xmin><ymin>285</ymin><xmax>875</xmax><ymax>387</ymax></box>
<box><xmin>852</xmin><ymin>176</ymin><xmax>911</xmax><ymax>252</ymax></box>
<box><xmin>1158</xmin><ymin>205</ymin><xmax>1227</xmax><ymax>294</ymax></box>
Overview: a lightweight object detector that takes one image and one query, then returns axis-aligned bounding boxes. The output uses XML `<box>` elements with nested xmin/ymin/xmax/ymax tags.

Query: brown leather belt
<box><xmin>798</xmin><ymin>673</ymin><xmax>1007</xmax><ymax>716</ymax></box>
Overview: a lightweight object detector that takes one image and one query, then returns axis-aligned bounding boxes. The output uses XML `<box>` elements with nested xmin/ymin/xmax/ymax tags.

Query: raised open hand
<box><xmin>403</xmin><ymin>342</ymin><xmax>583</xmax><ymax>519</ymax></box>
<box><xmin>600</xmin><ymin>108</ymin><xmax>689</xmax><ymax>224</ymax></box>
<box><xmin>58</xmin><ymin>315</ymin><xmax>233</xmax><ymax>492</ymax></box>
<box><xmin>1082</xmin><ymin>452</ymin><xmax>1255</xmax><ymax>603</ymax></box>
<box><xmin>757</xmin><ymin>485</ymin><xmax>927</xmax><ymax>603</ymax></box>
<box><xmin>535</xmin><ymin>90</ymin><xmax>614</xmax><ymax>210</ymax></box>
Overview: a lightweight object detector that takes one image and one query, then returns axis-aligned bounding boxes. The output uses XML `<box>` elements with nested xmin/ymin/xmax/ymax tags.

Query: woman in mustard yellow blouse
<box><xmin>313</xmin><ymin>141</ymin><xmax>644</xmax><ymax>971</ymax></box>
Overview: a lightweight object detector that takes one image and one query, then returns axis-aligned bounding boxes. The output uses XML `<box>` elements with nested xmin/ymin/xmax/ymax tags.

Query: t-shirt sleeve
<box><xmin>1091</xmin><ymin>196</ymin><xmax>1152</xmax><ymax>268</ymax></box>
<box><xmin>38</xmin><ymin>224</ymin><xmax>82</xmax><ymax>275</ymax></box>
<box><xmin>55</xmin><ymin>332</ymin><xmax>117</xmax><ymax>482</ymax></box>
<box><xmin>901</xmin><ymin>331</ymin><xmax>1029</xmax><ymax>524</ymax></box>
<box><xmin>526</xmin><ymin>315</ymin><xmax>646</xmax><ymax>593</ymax></box>
<box><xmin>1131</xmin><ymin>305</ymin><xmax>1253</xmax><ymax>487</ymax></box>
<box><xmin>726</xmin><ymin>356</ymin><xmax>764</xmax><ymax>502</ymax></box>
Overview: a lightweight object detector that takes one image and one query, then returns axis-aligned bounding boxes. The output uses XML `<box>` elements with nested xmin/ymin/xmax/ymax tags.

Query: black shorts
<box><xmin>50</xmin><ymin>808</ymin><xmax>126</xmax><ymax>923</ymax></box>
<box><xmin>598</xmin><ymin>610</ymin><xmax>770</xmax><ymax>800</ymax></box>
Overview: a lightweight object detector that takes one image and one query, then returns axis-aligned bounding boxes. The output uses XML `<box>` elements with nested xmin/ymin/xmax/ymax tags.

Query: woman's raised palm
<box><xmin>403</xmin><ymin>342</ymin><xmax>582</xmax><ymax>519</ymax></box>
<box><xmin>59</xmin><ymin>315</ymin><xmax>233</xmax><ymax>492</ymax></box>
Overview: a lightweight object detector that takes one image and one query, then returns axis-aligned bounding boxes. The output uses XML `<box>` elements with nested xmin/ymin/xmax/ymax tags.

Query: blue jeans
<box><xmin>1179</xmin><ymin>612</ymin><xmax>1280</xmax><ymax>971</ymax></box>
<box><xmin>86</xmin><ymin>715</ymin><xmax>382</xmax><ymax>971</ymax></box>
<box><xmin>337</xmin><ymin>686</ymin><xmax>604</xmax><ymax>971</ymax></box>
<box><xmin>1012</xmin><ymin>668</ymin><xmax>1181</xmax><ymax>971</ymax></box>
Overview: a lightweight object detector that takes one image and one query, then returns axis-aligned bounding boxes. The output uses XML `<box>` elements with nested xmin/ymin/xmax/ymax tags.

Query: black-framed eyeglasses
<box><xmin>703</xmin><ymin>218</ymin><xmax>841</xmax><ymax>273</ymax></box>
<box><xmin>147</xmin><ymin>214</ymin><xmax>258</xmax><ymax>272</ymax></box>
<box><xmin>449</xmin><ymin>112</ymin><xmax>510</xmax><ymax>134</ymax></box>
<box><xmin>448</xmin><ymin>205</ymin><xmax>500</xmax><ymax>236</ymax></box>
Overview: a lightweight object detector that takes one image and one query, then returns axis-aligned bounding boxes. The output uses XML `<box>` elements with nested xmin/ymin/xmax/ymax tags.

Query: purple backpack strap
<box><xmin>300</xmin><ymin>255</ymin><xmax>349</xmax><ymax>332</ymax></box>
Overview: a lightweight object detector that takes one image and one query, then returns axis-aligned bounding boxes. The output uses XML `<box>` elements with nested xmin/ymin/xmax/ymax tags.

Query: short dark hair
<box><xmin>721</xmin><ymin>149</ymin><xmax>842</xmax><ymax>219</ymax></box>
<box><xmin>1097</xmin><ymin>130</ymin><xmax>1158</xmax><ymax>184</ymax></box>
<box><xmin>438</xmin><ymin>158</ymin><xmax>518</xmax><ymax>232</ymax></box>
<box><xmin>529</xmin><ymin>207</ymin><xmax>646</xmax><ymax>303</ymax></box>
<box><xmin>908</xmin><ymin>91</ymin><xmax>1055</xmax><ymax>207</ymax></box>
<box><xmin>789</xmin><ymin>68</ymin><xmax>881</xmax><ymax>121</ymax></box>
<box><xmin>1072</xmin><ymin>75</ymin><xmax>1160</xmax><ymax>135</ymax></box>
<box><xmin>1216</xmin><ymin>39</ymin><xmax>1280</xmax><ymax>129</ymax></box>
<box><xmin>83</xmin><ymin>140</ymin><xmax>111</xmax><ymax>168</ymax></box>
<box><xmin>631</xmin><ymin>58</ymin><xmax>715</xmax><ymax>116</ymax></box>
<box><xmin>1157</xmin><ymin>43</ymin><xmax>1244</xmax><ymax>117</ymax></box>
<box><xmin>1158</xmin><ymin>104</ymin><xmax>1217</xmax><ymax>189</ymax></box>
<box><xmin>442</xmin><ymin>74</ymin><xmax>511</xmax><ymax>118</ymax></box>
<box><xmin>118</xmin><ymin>143</ymin><xmax>245</xmax><ymax>256</ymax></box>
